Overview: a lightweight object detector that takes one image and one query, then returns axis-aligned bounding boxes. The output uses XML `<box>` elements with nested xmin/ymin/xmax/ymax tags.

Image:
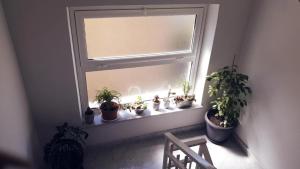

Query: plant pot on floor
<box><xmin>205</xmin><ymin>110</ymin><xmax>235</xmax><ymax>144</ymax></box>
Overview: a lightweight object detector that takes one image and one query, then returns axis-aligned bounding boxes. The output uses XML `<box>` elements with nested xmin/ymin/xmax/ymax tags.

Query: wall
<box><xmin>2</xmin><ymin>0</ymin><xmax>252</xmax><ymax>147</ymax></box>
<box><xmin>0</xmin><ymin>0</ymin><xmax>32</xmax><ymax>164</ymax></box>
<box><xmin>236</xmin><ymin>0</ymin><xmax>300</xmax><ymax>169</ymax></box>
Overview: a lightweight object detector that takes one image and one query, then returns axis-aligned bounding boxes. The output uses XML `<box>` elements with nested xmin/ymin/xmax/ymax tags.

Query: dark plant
<box><xmin>153</xmin><ymin>95</ymin><xmax>160</xmax><ymax>103</ymax></box>
<box><xmin>95</xmin><ymin>87</ymin><xmax>121</xmax><ymax>103</ymax></box>
<box><xmin>85</xmin><ymin>107</ymin><xmax>94</xmax><ymax>115</ymax></box>
<box><xmin>44</xmin><ymin>123</ymin><xmax>88</xmax><ymax>169</ymax></box>
<box><xmin>206</xmin><ymin>62</ymin><xmax>252</xmax><ymax>127</ymax></box>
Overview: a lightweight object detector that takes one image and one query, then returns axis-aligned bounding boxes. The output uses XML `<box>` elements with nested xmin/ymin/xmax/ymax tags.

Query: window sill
<box><xmin>84</xmin><ymin>104</ymin><xmax>203</xmax><ymax>128</ymax></box>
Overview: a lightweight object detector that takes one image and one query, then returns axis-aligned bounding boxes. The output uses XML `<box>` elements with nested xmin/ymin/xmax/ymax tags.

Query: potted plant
<box><xmin>205</xmin><ymin>64</ymin><xmax>252</xmax><ymax>143</ymax></box>
<box><xmin>152</xmin><ymin>95</ymin><xmax>160</xmax><ymax>111</ymax></box>
<box><xmin>174</xmin><ymin>81</ymin><xmax>196</xmax><ymax>108</ymax></box>
<box><xmin>123</xmin><ymin>96</ymin><xmax>147</xmax><ymax>115</ymax></box>
<box><xmin>163</xmin><ymin>88</ymin><xmax>176</xmax><ymax>109</ymax></box>
<box><xmin>84</xmin><ymin>107</ymin><xmax>94</xmax><ymax>124</ymax></box>
<box><xmin>96</xmin><ymin>87</ymin><xmax>121</xmax><ymax>121</ymax></box>
<box><xmin>44</xmin><ymin>123</ymin><xmax>88</xmax><ymax>169</ymax></box>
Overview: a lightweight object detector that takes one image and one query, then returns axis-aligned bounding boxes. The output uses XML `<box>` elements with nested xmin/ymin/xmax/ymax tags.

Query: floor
<box><xmin>84</xmin><ymin>129</ymin><xmax>262</xmax><ymax>169</ymax></box>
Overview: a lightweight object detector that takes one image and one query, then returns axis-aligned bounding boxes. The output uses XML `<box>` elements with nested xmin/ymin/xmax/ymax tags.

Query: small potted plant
<box><xmin>44</xmin><ymin>123</ymin><xmax>88</xmax><ymax>169</ymax></box>
<box><xmin>123</xmin><ymin>96</ymin><xmax>147</xmax><ymax>115</ymax></box>
<box><xmin>84</xmin><ymin>107</ymin><xmax>94</xmax><ymax>124</ymax></box>
<box><xmin>163</xmin><ymin>88</ymin><xmax>176</xmax><ymax>109</ymax></box>
<box><xmin>174</xmin><ymin>81</ymin><xmax>196</xmax><ymax>108</ymax></box>
<box><xmin>152</xmin><ymin>95</ymin><xmax>160</xmax><ymax>111</ymax></box>
<box><xmin>205</xmin><ymin>64</ymin><xmax>252</xmax><ymax>143</ymax></box>
<box><xmin>96</xmin><ymin>87</ymin><xmax>121</xmax><ymax>121</ymax></box>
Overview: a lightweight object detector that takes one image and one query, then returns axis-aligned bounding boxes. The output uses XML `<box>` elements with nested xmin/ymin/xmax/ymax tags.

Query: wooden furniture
<box><xmin>162</xmin><ymin>132</ymin><xmax>216</xmax><ymax>169</ymax></box>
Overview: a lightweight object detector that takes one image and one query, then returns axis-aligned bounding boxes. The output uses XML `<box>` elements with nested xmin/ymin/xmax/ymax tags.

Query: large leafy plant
<box><xmin>96</xmin><ymin>87</ymin><xmax>121</xmax><ymax>103</ymax></box>
<box><xmin>206</xmin><ymin>65</ymin><xmax>251</xmax><ymax>127</ymax></box>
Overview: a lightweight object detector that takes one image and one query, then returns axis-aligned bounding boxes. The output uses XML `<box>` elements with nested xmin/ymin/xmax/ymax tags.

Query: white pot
<box><xmin>176</xmin><ymin>100</ymin><xmax>193</xmax><ymax>108</ymax></box>
<box><xmin>163</xmin><ymin>99</ymin><xmax>170</xmax><ymax>109</ymax></box>
<box><xmin>153</xmin><ymin>102</ymin><xmax>160</xmax><ymax>111</ymax></box>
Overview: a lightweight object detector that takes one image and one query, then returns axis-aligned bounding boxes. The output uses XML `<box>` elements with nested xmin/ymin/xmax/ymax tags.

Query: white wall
<box><xmin>0</xmin><ymin>0</ymin><xmax>32</xmax><ymax>164</ymax></box>
<box><xmin>236</xmin><ymin>0</ymin><xmax>300</xmax><ymax>169</ymax></box>
<box><xmin>2</xmin><ymin>0</ymin><xmax>252</xmax><ymax>147</ymax></box>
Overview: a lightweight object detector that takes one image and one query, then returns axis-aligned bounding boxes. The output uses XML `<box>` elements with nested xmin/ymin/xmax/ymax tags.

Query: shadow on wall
<box><xmin>0</xmin><ymin>1</ymin><xmax>37</xmax><ymax>168</ymax></box>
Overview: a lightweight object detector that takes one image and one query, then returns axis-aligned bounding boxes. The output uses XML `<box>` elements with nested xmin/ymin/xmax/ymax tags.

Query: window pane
<box><xmin>86</xmin><ymin>62</ymin><xmax>191</xmax><ymax>105</ymax></box>
<box><xmin>84</xmin><ymin>15</ymin><xmax>196</xmax><ymax>59</ymax></box>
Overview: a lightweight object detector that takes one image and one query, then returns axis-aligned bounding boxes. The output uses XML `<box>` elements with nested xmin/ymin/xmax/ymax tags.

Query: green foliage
<box><xmin>206</xmin><ymin>65</ymin><xmax>252</xmax><ymax>127</ymax></box>
<box><xmin>183</xmin><ymin>81</ymin><xmax>192</xmax><ymax>97</ymax></box>
<box><xmin>95</xmin><ymin>87</ymin><xmax>121</xmax><ymax>103</ymax></box>
<box><xmin>122</xmin><ymin>96</ymin><xmax>147</xmax><ymax>111</ymax></box>
<box><xmin>133</xmin><ymin>96</ymin><xmax>147</xmax><ymax>109</ymax></box>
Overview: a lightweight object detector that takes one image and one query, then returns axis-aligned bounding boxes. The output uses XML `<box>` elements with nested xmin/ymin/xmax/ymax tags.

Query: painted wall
<box><xmin>2</xmin><ymin>0</ymin><xmax>252</xmax><ymax>147</ymax></box>
<box><xmin>0</xmin><ymin>0</ymin><xmax>32</xmax><ymax>164</ymax></box>
<box><xmin>236</xmin><ymin>0</ymin><xmax>300</xmax><ymax>169</ymax></box>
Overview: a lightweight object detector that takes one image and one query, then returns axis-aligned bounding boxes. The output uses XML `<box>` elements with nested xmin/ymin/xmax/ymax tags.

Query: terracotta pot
<box><xmin>205</xmin><ymin>110</ymin><xmax>235</xmax><ymax>144</ymax></box>
<box><xmin>100</xmin><ymin>101</ymin><xmax>119</xmax><ymax>121</ymax></box>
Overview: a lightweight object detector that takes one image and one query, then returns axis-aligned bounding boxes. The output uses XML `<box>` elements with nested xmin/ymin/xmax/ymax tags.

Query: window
<box><xmin>84</xmin><ymin>15</ymin><xmax>196</xmax><ymax>58</ymax></box>
<box><xmin>69</xmin><ymin>5</ymin><xmax>207</xmax><ymax>113</ymax></box>
<box><xmin>86</xmin><ymin>62</ymin><xmax>191</xmax><ymax>103</ymax></box>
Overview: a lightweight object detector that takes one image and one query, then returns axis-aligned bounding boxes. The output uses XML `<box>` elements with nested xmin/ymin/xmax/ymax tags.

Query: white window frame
<box><xmin>67</xmin><ymin>5</ymin><xmax>208</xmax><ymax>116</ymax></box>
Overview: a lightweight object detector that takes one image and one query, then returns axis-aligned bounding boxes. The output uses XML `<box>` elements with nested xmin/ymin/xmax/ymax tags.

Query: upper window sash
<box><xmin>73</xmin><ymin>7</ymin><xmax>205</xmax><ymax>71</ymax></box>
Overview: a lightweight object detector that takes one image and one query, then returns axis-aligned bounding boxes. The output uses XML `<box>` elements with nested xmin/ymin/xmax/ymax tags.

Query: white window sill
<box><xmin>84</xmin><ymin>104</ymin><xmax>203</xmax><ymax>128</ymax></box>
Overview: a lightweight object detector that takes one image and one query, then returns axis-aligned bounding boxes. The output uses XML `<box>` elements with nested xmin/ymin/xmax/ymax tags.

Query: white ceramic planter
<box><xmin>153</xmin><ymin>102</ymin><xmax>160</xmax><ymax>111</ymax></box>
<box><xmin>176</xmin><ymin>100</ymin><xmax>193</xmax><ymax>108</ymax></box>
<box><xmin>163</xmin><ymin>99</ymin><xmax>170</xmax><ymax>109</ymax></box>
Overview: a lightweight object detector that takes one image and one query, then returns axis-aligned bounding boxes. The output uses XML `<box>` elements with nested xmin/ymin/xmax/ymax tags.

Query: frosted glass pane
<box><xmin>86</xmin><ymin>62</ymin><xmax>191</xmax><ymax>103</ymax></box>
<box><xmin>84</xmin><ymin>15</ymin><xmax>196</xmax><ymax>59</ymax></box>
